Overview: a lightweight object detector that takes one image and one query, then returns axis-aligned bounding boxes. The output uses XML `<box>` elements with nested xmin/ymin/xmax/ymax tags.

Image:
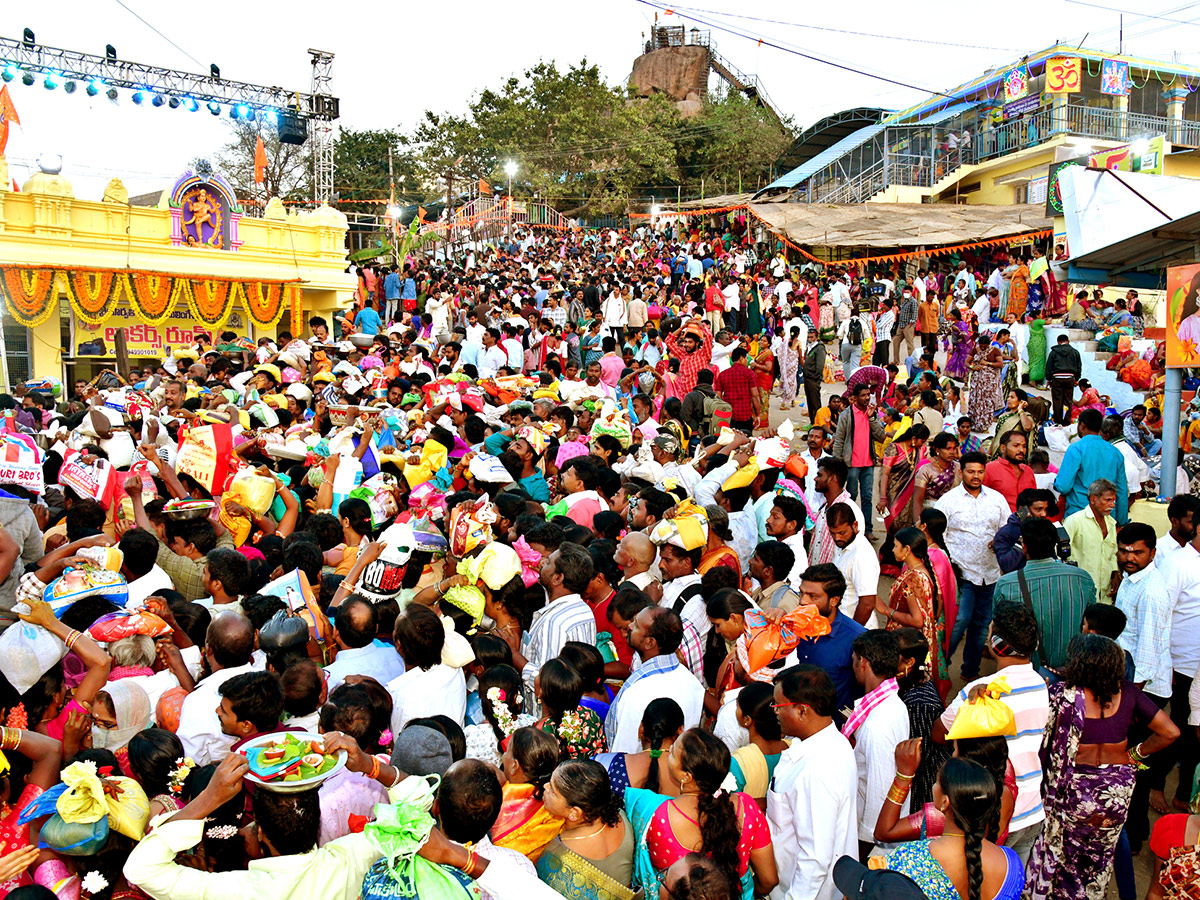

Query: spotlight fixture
<box><xmin>231</xmin><ymin>102</ymin><xmax>252</xmax><ymax>121</ymax></box>
<box><xmin>86</xmin><ymin>77</ymin><xmax>103</xmax><ymax>97</ymax></box>
<box><xmin>207</xmin><ymin>100</ymin><xmax>221</xmax><ymax>115</ymax></box>
<box><xmin>105</xmin><ymin>44</ymin><xmax>116</xmax><ymax>62</ymax></box>
<box><xmin>151</xmin><ymin>94</ymin><xmax>165</xmax><ymax>107</ymax></box>
<box><xmin>106</xmin><ymin>87</ymin><xmax>118</xmax><ymax>101</ymax></box>
<box><xmin>21</xmin><ymin>72</ymin><xmax>34</xmax><ymax>86</ymax></box>
<box><xmin>63</xmin><ymin>81</ymin><xmax>75</xmax><ymax>94</ymax></box>
<box><xmin>132</xmin><ymin>90</ymin><xmax>145</xmax><ymax>104</ymax></box>
<box><xmin>210</xmin><ymin>63</ymin><xmax>220</xmax><ymax>82</ymax></box>
<box><xmin>183</xmin><ymin>96</ymin><xmax>199</xmax><ymax>112</ymax></box>
<box><xmin>263</xmin><ymin>109</ymin><xmax>278</xmax><ymax>126</ymax></box>
<box><xmin>2</xmin><ymin>64</ymin><xmax>17</xmax><ymax>82</ymax></box>
<box><xmin>168</xmin><ymin>96</ymin><xmax>179</xmax><ymax>109</ymax></box>
<box><xmin>43</xmin><ymin>72</ymin><xmax>62</xmax><ymax>90</ymax></box>
<box><xmin>22</xmin><ymin>28</ymin><xmax>34</xmax><ymax>49</ymax></box>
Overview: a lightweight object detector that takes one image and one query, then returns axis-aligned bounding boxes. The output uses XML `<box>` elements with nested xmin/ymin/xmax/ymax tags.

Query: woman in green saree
<box><xmin>538</xmin><ymin>760</ymin><xmax>637</xmax><ymax>900</ymax></box>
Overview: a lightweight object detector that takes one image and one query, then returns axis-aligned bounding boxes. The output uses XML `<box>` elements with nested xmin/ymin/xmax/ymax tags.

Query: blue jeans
<box><xmin>949</xmin><ymin>580</ymin><xmax>996</xmax><ymax>680</ymax></box>
<box><xmin>846</xmin><ymin>466</ymin><xmax>874</xmax><ymax>535</ymax></box>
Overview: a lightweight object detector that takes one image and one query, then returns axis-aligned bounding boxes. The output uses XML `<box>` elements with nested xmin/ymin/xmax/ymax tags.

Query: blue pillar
<box><xmin>1161</xmin><ymin>367</ymin><xmax>1183</xmax><ymax>498</ymax></box>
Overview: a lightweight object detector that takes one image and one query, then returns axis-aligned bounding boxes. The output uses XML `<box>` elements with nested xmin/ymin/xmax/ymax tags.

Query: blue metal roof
<box><xmin>756</xmin><ymin>101</ymin><xmax>978</xmax><ymax>197</ymax></box>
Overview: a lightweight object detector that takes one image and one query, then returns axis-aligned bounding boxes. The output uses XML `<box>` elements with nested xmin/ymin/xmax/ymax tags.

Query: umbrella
<box><xmin>846</xmin><ymin>365</ymin><xmax>889</xmax><ymax>403</ymax></box>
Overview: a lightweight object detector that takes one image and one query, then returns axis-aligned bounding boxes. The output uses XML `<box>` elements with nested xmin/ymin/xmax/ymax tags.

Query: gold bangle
<box><xmin>894</xmin><ymin>772</ymin><xmax>915</xmax><ymax>781</ymax></box>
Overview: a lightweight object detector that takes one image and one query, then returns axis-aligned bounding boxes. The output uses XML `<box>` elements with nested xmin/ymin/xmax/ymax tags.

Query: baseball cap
<box><xmin>832</xmin><ymin>857</ymin><xmax>929</xmax><ymax>900</ymax></box>
<box><xmin>652</xmin><ymin>433</ymin><xmax>680</xmax><ymax>454</ymax></box>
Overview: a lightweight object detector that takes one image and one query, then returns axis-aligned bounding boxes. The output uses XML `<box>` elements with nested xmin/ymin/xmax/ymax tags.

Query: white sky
<box><xmin>2</xmin><ymin>0</ymin><xmax>1196</xmax><ymax>199</ymax></box>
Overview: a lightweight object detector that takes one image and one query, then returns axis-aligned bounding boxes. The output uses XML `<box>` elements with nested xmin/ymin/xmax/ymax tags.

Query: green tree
<box><xmin>676</xmin><ymin>89</ymin><xmax>793</xmax><ymax>195</ymax></box>
<box><xmin>333</xmin><ymin>128</ymin><xmax>427</xmax><ymax>203</ymax></box>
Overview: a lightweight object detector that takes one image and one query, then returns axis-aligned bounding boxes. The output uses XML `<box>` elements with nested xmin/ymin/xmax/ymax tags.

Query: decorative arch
<box><xmin>168</xmin><ymin>160</ymin><xmax>244</xmax><ymax>251</ymax></box>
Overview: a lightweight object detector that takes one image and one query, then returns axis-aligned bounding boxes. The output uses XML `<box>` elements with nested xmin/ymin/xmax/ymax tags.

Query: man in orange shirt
<box><xmin>917</xmin><ymin>294</ymin><xmax>941</xmax><ymax>357</ymax></box>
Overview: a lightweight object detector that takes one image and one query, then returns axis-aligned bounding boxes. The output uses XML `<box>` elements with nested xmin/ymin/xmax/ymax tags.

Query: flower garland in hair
<box><xmin>168</xmin><ymin>757</ymin><xmax>196</xmax><ymax>795</ymax></box>
<box><xmin>205</xmin><ymin>824</ymin><xmax>238</xmax><ymax>840</ymax></box>
<box><xmin>557</xmin><ymin>710</ymin><xmax>584</xmax><ymax>745</ymax></box>
<box><xmin>486</xmin><ymin>687</ymin><xmax>518</xmax><ymax>737</ymax></box>
<box><xmin>714</xmin><ymin>772</ymin><xmax>739</xmax><ymax>798</ymax></box>
<box><xmin>80</xmin><ymin>871</ymin><xmax>108</xmax><ymax>897</ymax></box>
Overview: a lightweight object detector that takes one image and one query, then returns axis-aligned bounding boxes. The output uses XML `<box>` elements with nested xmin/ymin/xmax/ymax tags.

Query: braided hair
<box><xmin>940</xmin><ymin>758</ymin><xmax>999</xmax><ymax>900</ymax></box>
<box><xmin>677</xmin><ymin>728</ymin><xmax>740</xmax><ymax>885</ymax></box>
<box><xmin>895</xmin><ymin>526</ymin><xmax>940</xmax><ymax>617</ymax></box>
<box><xmin>641</xmin><ymin>698</ymin><xmax>685</xmax><ymax>794</ymax></box>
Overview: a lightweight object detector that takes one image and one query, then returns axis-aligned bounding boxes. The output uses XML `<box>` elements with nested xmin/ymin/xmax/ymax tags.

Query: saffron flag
<box><xmin>418</xmin><ymin>205</ymin><xmax>427</xmax><ymax>221</ymax></box>
<box><xmin>479</xmin><ymin>177</ymin><xmax>492</xmax><ymax>196</ymax></box>
<box><xmin>0</xmin><ymin>85</ymin><xmax>19</xmax><ymax>155</ymax></box>
<box><xmin>254</xmin><ymin>135</ymin><xmax>268</xmax><ymax>185</ymax></box>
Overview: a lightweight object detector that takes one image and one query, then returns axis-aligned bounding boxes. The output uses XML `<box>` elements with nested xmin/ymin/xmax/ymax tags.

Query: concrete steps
<box><xmin>1045</xmin><ymin>326</ymin><xmax>1152</xmax><ymax>413</ymax></box>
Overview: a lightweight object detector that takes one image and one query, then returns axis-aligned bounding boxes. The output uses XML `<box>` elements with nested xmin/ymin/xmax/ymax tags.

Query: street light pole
<box><xmin>504</xmin><ymin>159</ymin><xmax>518</xmax><ymax>239</ymax></box>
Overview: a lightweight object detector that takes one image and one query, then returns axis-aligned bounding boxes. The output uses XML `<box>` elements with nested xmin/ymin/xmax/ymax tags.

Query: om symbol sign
<box><xmin>1047</xmin><ymin>58</ymin><xmax>1082</xmax><ymax>93</ymax></box>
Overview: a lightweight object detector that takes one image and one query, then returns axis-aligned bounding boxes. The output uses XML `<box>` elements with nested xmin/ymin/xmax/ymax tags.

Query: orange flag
<box><xmin>478</xmin><ymin>177</ymin><xmax>492</xmax><ymax>196</ymax></box>
<box><xmin>254</xmin><ymin>135</ymin><xmax>267</xmax><ymax>185</ymax></box>
<box><xmin>0</xmin><ymin>85</ymin><xmax>19</xmax><ymax>155</ymax></box>
<box><xmin>417</xmin><ymin>205</ymin><xmax>428</xmax><ymax>222</ymax></box>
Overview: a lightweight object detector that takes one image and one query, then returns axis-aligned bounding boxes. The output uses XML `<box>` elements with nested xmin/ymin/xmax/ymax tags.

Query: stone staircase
<box><xmin>1044</xmin><ymin>326</ymin><xmax>1154</xmax><ymax>413</ymax></box>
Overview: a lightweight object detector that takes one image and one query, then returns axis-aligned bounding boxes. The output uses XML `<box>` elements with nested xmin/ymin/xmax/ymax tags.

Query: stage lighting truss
<box><xmin>0</xmin><ymin>34</ymin><xmax>337</xmax><ymax>127</ymax></box>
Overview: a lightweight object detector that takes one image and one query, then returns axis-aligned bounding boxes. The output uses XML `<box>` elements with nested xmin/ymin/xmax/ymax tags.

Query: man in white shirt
<box><xmin>1157</xmin><ymin>495</ymin><xmax>1199</xmax><ymax>571</ymax></box>
<box><xmin>936</xmin><ymin>454</ymin><xmax>1011</xmax><ymax>680</ymax></box>
<box><xmin>765</xmin><ymin>494</ymin><xmax>810</xmax><ymax>589</ymax></box>
<box><xmin>177</xmin><ymin>613</ymin><xmax>260</xmax><ymax>765</ymax></box>
<box><xmin>512</xmin><ymin>544</ymin><xmax>597</xmax><ymax>702</ymax></box>
<box><xmin>605</xmin><ymin>606</ymin><xmax>704</xmax><ymax>753</ymax></box>
<box><xmin>387</xmin><ymin>603</ymin><xmax>467</xmax><ymax>733</ymax></box>
<box><xmin>324</xmin><ymin>598</ymin><xmax>407</xmax><ymax>693</ymax></box>
<box><xmin>658</xmin><ymin>543</ymin><xmax>707</xmax><ymax>640</ymax></box>
<box><xmin>933</xmin><ymin>601</ymin><xmax>1048</xmax><ymax>863</ymax></box>
<box><xmin>722</xmin><ymin>279</ymin><xmax>741</xmax><ymax>332</ymax></box>
<box><xmin>826</xmin><ymin>501</ymin><xmax>880</xmax><ymax>627</ymax></box>
<box><xmin>478</xmin><ymin>329</ymin><xmax>508</xmax><ymax>378</ymax></box>
<box><xmin>846</xmin><ymin>631</ymin><xmax>909</xmax><ymax>857</ymax></box>
<box><xmin>1160</xmin><ymin>532</ymin><xmax>1200</xmax><ymax>819</ymax></box>
<box><xmin>798</xmin><ymin>427</ymin><xmax>830</xmax><ymax>520</ymax></box>
<box><xmin>768</xmin><ymin>665</ymin><xmax>858</xmax><ymax>900</ymax></box>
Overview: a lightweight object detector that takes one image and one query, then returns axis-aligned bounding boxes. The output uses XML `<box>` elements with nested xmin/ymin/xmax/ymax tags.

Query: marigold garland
<box><xmin>289</xmin><ymin>284</ymin><xmax>303</xmax><ymax>337</ymax></box>
<box><xmin>1</xmin><ymin>265</ymin><xmax>301</xmax><ymax>331</ymax></box>
<box><xmin>188</xmin><ymin>278</ymin><xmax>234</xmax><ymax>327</ymax></box>
<box><xmin>64</xmin><ymin>271</ymin><xmax>123</xmax><ymax>325</ymax></box>
<box><xmin>241</xmin><ymin>280</ymin><xmax>288</xmax><ymax>328</ymax></box>
<box><xmin>131</xmin><ymin>274</ymin><xmax>176</xmax><ymax>325</ymax></box>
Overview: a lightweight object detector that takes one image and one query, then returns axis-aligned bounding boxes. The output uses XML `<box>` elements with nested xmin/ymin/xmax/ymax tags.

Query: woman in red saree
<box><xmin>877</xmin><ymin>424</ymin><xmax>930</xmax><ymax>576</ymax></box>
<box><xmin>879</xmin><ymin>526</ymin><xmax>949</xmax><ymax>700</ymax></box>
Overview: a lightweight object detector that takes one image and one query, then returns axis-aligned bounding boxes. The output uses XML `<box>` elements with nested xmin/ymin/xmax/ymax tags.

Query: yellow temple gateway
<box><xmin>0</xmin><ymin>154</ymin><xmax>354</xmax><ymax>386</ymax></box>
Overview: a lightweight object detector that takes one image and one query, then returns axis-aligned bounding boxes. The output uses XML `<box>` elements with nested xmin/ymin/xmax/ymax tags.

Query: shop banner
<box><xmin>1003</xmin><ymin>95</ymin><xmax>1041</xmax><ymax>120</ymax></box>
<box><xmin>74</xmin><ymin>304</ymin><xmax>246</xmax><ymax>359</ymax></box>
<box><xmin>0</xmin><ymin>432</ymin><xmax>44</xmax><ymax>495</ymax></box>
<box><xmin>1102</xmin><ymin>59</ymin><xmax>1130</xmax><ymax>96</ymax></box>
<box><xmin>1004</xmin><ymin>64</ymin><xmax>1030</xmax><ymax>103</ymax></box>
<box><xmin>1165</xmin><ymin>263</ymin><xmax>1200</xmax><ymax>368</ymax></box>
<box><xmin>1088</xmin><ymin>135</ymin><xmax>1165</xmax><ymax>175</ymax></box>
<box><xmin>1046</xmin><ymin>57</ymin><xmax>1082</xmax><ymax>93</ymax></box>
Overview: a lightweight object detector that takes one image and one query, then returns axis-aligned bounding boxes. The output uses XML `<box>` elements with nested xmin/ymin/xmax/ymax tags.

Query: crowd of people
<box><xmin>0</xmin><ymin>217</ymin><xmax>1196</xmax><ymax>900</ymax></box>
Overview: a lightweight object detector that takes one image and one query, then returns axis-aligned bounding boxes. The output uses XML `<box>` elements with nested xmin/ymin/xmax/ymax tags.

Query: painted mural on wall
<box><xmin>168</xmin><ymin>159</ymin><xmax>244</xmax><ymax>251</ymax></box>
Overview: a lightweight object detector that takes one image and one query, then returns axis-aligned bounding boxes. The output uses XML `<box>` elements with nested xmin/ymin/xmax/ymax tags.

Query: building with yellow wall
<box><xmin>756</xmin><ymin>45</ymin><xmax>1200</xmax><ymax>210</ymax></box>
<box><xmin>0</xmin><ymin>153</ymin><xmax>353</xmax><ymax>386</ymax></box>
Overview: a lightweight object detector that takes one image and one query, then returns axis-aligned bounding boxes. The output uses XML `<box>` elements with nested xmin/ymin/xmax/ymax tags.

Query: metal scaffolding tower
<box><xmin>308</xmin><ymin>49</ymin><xmax>336</xmax><ymax>206</ymax></box>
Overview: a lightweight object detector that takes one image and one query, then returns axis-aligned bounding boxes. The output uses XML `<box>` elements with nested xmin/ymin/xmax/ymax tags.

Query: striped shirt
<box><xmin>520</xmin><ymin>593</ymin><xmax>596</xmax><ymax>701</ymax></box>
<box><xmin>941</xmin><ymin>664</ymin><xmax>1048</xmax><ymax>829</ymax></box>
<box><xmin>1116</xmin><ymin>564</ymin><xmax>1174</xmax><ymax>698</ymax></box>
<box><xmin>994</xmin><ymin>559</ymin><xmax>1094</xmax><ymax>671</ymax></box>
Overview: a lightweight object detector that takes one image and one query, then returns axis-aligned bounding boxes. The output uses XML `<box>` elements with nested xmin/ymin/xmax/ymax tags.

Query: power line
<box><xmin>661</xmin><ymin>4</ymin><xmax>1022</xmax><ymax>52</ymax></box>
<box><xmin>110</xmin><ymin>0</ymin><xmax>205</xmax><ymax>68</ymax></box>
<box><xmin>1064</xmin><ymin>0</ymin><xmax>1200</xmax><ymax>28</ymax></box>
<box><xmin>633</xmin><ymin>0</ymin><xmax>955</xmax><ymax>97</ymax></box>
